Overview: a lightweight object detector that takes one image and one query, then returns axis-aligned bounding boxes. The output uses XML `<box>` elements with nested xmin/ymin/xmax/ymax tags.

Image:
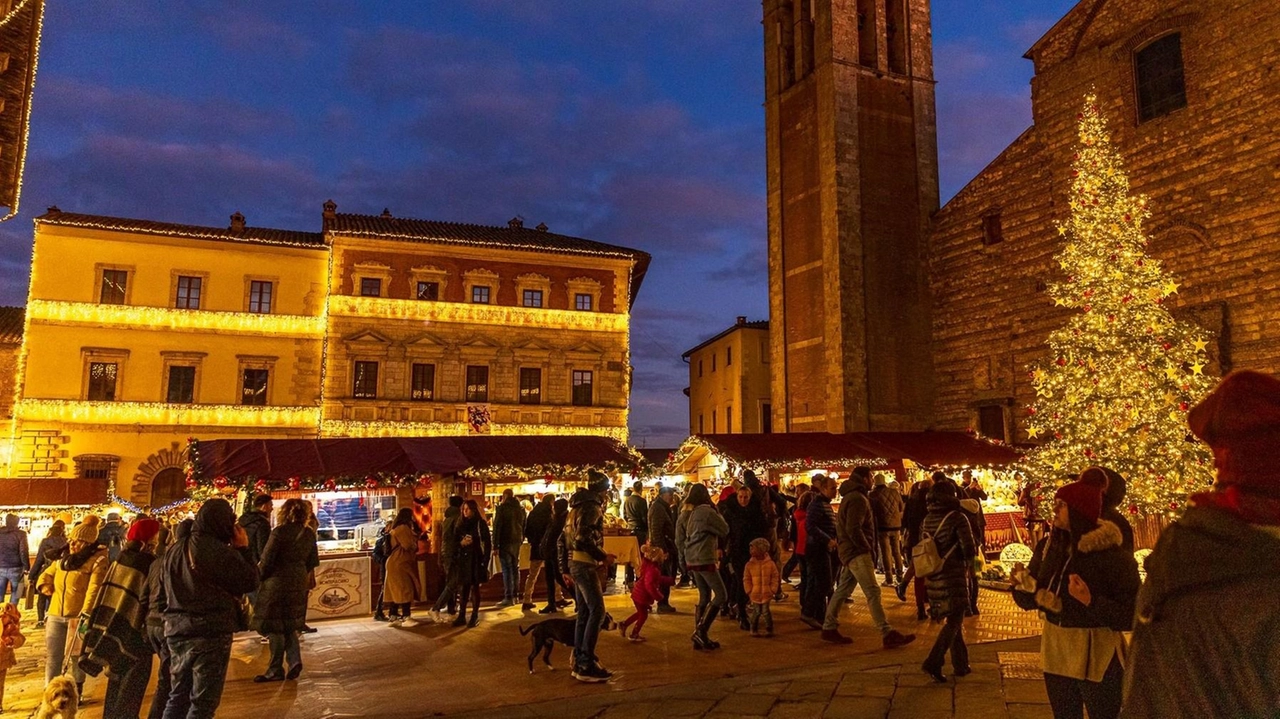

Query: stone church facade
<box><xmin>765</xmin><ymin>0</ymin><xmax>1280</xmax><ymax>441</ymax></box>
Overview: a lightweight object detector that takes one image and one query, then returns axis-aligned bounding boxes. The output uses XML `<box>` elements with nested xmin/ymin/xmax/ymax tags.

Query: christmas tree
<box><xmin>1022</xmin><ymin>94</ymin><xmax>1215</xmax><ymax>518</ymax></box>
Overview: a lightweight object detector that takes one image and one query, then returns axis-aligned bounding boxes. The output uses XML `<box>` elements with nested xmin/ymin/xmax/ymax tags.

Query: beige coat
<box><xmin>382</xmin><ymin>524</ymin><xmax>420</xmax><ymax>604</ymax></box>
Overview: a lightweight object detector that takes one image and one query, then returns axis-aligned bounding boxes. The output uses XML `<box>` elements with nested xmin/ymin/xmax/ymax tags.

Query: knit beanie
<box><xmin>126</xmin><ymin>518</ymin><xmax>162</xmax><ymax>543</ymax></box>
<box><xmin>69</xmin><ymin>515</ymin><xmax>101</xmax><ymax>543</ymax></box>
<box><xmin>1187</xmin><ymin>370</ymin><xmax>1280</xmax><ymax>496</ymax></box>
<box><xmin>1054</xmin><ymin>481</ymin><xmax>1103</xmax><ymax>524</ymax></box>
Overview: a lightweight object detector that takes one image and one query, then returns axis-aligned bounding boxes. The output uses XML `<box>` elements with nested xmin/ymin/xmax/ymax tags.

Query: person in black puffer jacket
<box><xmin>1011</xmin><ymin>478</ymin><xmax>1138</xmax><ymax>719</ymax></box>
<box><xmin>160</xmin><ymin>499</ymin><xmax>260</xmax><ymax>719</ymax></box>
<box><xmin>521</xmin><ymin>493</ymin><xmax>555</xmax><ymax>610</ymax></box>
<box><xmin>145</xmin><ymin>519</ymin><xmax>192</xmax><ymax>719</ymax></box>
<box><xmin>919</xmin><ymin>480</ymin><xmax>976</xmax><ymax>682</ymax></box>
<box><xmin>538</xmin><ymin>498</ymin><xmax>572</xmax><ymax>614</ymax></box>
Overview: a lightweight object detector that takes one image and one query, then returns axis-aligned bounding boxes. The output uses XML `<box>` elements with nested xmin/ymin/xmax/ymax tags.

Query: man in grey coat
<box><xmin>822</xmin><ymin>467</ymin><xmax>915</xmax><ymax>650</ymax></box>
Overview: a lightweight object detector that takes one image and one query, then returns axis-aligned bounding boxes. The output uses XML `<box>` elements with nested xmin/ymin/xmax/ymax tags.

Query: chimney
<box><xmin>380</xmin><ymin>208</ymin><xmax>392</xmax><ymax>218</ymax></box>
<box><xmin>322</xmin><ymin>199</ymin><xmax>337</xmax><ymax>231</ymax></box>
<box><xmin>535</xmin><ymin>222</ymin><xmax>548</xmax><ymax>232</ymax></box>
<box><xmin>229</xmin><ymin>211</ymin><xmax>246</xmax><ymax>232</ymax></box>
<box><xmin>45</xmin><ymin>205</ymin><xmax>60</xmax><ymax>215</ymax></box>
<box><xmin>736</xmin><ymin>316</ymin><xmax>747</xmax><ymax>325</ymax></box>
<box><xmin>508</xmin><ymin>216</ymin><xmax>524</xmax><ymax>229</ymax></box>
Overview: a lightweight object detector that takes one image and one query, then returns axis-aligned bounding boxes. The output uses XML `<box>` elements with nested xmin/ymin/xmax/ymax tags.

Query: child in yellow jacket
<box><xmin>0</xmin><ymin>602</ymin><xmax>25</xmax><ymax>710</ymax></box>
<box><xmin>742</xmin><ymin>538</ymin><xmax>781</xmax><ymax>637</ymax></box>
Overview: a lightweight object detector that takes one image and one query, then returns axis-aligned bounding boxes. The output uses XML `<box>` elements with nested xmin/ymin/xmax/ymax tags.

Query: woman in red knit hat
<box><xmin>1010</xmin><ymin>475</ymin><xmax>1139</xmax><ymax>719</ymax></box>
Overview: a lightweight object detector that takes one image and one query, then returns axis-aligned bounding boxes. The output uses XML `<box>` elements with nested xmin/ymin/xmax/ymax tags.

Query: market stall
<box><xmin>663</xmin><ymin>433</ymin><xmax>893</xmax><ymax>493</ymax></box>
<box><xmin>0</xmin><ymin>477</ymin><xmax>113</xmax><ymax>555</ymax></box>
<box><xmin>187</xmin><ymin>434</ymin><xmax>644</xmax><ymax>613</ymax></box>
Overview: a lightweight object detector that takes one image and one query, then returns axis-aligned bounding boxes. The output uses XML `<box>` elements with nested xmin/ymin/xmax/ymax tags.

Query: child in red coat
<box><xmin>0</xmin><ymin>602</ymin><xmax>25</xmax><ymax>711</ymax></box>
<box><xmin>619</xmin><ymin>544</ymin><xmax>675</xmax><ymax>642</ymax></box>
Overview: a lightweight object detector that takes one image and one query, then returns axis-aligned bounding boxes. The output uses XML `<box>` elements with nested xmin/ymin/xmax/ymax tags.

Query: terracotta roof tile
<box><xmin>35</xmin><ymin>211</ymin><xmax>325</xmax><ymax>248</ymax></box>
<box><xmin>0</xmin><ymin>306</ymin><xmax>22</xmax><ymax>345</ymax></box>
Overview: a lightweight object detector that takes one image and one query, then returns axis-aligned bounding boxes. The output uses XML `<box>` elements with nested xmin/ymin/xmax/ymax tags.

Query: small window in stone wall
<box><xmin>74</xmin><ymin>454</ymin><xmax>119</xmax><ymax>480</ymax></box>
<box><xmin>977</xmin><ymin>405</ymin><xmax>1007</xmax><ymax>442</ymax></box>
<box><xmin>982</xmin><ymin>213</ymin><xmax>1004</xmax><ymax>246</ymax></box>
<box><xmin>1135</xmin><ymin>33</ymin><xmax>1187</xmax><ymax>123</ymax></box>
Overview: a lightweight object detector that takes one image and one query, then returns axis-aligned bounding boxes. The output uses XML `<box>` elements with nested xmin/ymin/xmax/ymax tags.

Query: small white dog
<box><xmin>33</xmin><ymin>675</ymin><xmax>78</xmax><ymax>719</ymax></box>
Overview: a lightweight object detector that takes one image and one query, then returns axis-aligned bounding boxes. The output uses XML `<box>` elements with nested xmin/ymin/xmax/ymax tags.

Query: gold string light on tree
<box><xmin>1022</xmin><ymin>94</ymin><xmax>1215</xmax><ymax>518</ymax></box>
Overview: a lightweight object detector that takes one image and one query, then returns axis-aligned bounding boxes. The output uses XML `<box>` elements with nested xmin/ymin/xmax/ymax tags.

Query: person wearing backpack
<box><xmin>918</xmin><ymin>480</ymin><xmax>977</xmax><ymax>683</ymax></box>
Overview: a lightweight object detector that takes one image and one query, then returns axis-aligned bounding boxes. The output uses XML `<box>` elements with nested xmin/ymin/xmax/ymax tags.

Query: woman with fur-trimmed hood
<box><xmin>1010</xmin><ymin>474</ymin><xmax>1139</xmax><ymax>719</ymax></box>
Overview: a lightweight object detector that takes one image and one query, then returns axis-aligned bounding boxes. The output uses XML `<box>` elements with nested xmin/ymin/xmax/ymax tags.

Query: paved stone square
<box><xmin>1</xmin><ymin>582</ymin><xmax>1048</xmax><ymax>718</ymax></box>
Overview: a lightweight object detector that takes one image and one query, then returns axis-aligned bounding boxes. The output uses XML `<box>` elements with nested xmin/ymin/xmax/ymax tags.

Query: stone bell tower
<box><xmin>764</xmin><ymin>0</ymin><xmax>939</xmax><ymax>433</ymax></box>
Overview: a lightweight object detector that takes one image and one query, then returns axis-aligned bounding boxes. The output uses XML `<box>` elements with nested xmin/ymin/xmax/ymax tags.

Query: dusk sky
<box><xmin>3</xmin><ymin>0</ymin><xmax>1081</xmax><ymax>447</ymax></box>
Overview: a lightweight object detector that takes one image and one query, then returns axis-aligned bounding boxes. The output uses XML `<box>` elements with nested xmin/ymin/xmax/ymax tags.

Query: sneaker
<box><xmin>821</xmin><ymin>629</ymin><xmax>853</xmax><ymax>644</ymax></box>
<box><xmin>34</xmin><ymin>620</ymin><xmax>45</xmax><ymax>629</ymax></box>
<box><xmin>628</xmin><ymin>635</ymin><xmax>646</xmax><ymax>643</ymax></box>
<box><xmin>882</xmin><ymin>629</ymin><xmax>916</xmax><ymax>649</ymax></box>
<box><xmin>571</xmin><ymin>663</ymin><xmax>612</xmax><ymax>683</ymax></box>
<box><xmin>388</xmin><ymin>618</ymin><xmax>403</xmax><ymax>627</ymax></box>
<box><xmin>300</xmin><ymin>625</ymin><xmax>318</xmax><ymax>634</ymax></box>
<box><xmin>400</xmin><ymin>618</ymin><xmax>419</xmax><ymax>628</ymax></box>
<box><xmin>259</xmin><ymin>636</ymin><xmax>271</xmax><ymax>644</ymax></box>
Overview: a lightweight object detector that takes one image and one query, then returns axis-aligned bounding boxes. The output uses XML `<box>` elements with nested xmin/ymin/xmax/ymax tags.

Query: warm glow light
<box><xmin>15</xmin><ymin>399</ymin><xmax>321</xmax><ymax>428</ymax></box>
<box><xmin>320</xmin><ymin>419</ymin><xmax>628</xmax><ymax>442</ymax></box>
<box><xmin>327</xmin><ymin>295</ymin><xmax>629</xmax><ymax>333</ymax></box>
<box><xmin>1022</xmin><ymin>95</ymin><xmax>1215</xmax><ymax>518</ymax></box>
<box><xmin>27</xmin><ymin>299</ymin><xmax>325</xmax><ymax>337</ymax></box>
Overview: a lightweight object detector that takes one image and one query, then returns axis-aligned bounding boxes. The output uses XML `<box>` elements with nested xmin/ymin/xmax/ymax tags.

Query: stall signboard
<box><xmin>306</xmin><ymin>555</ymin><xmax>371</xmax><ymax>620</ymax></box>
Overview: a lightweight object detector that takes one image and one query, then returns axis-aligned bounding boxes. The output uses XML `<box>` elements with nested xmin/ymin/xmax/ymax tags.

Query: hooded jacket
<box><xmin>0</xmin><ymin>515</ymin><xmax>29</xmax><ymax>570</ymax></box>
<box><xmin>237</xmin><ymin>508</ymin><xmax>272</xmax><ymax>565</ymax></box>
<box><xmin>438</xmin><ymin>505</ymin><xmax>461</xmax><ymax>569</ymax></box>
<box><xmin>719</xmin><ymin>495</ymin><xmax>770</xmax><ymax>563</ymax></box>
<box><xmin>148</xmin><ymin>519</ymin><xmax>191</xmax><ymax>629</ymax></box>
<box><xmin>98</xmin><ymin>519</ymin><xmax>127</xmax><ymax>564</ymax></box>
<box><xmin>677</xmin><ymin>503</ymin><xmax>728</xmax><ymax>567</ymax></box>
<box><xmin>647</xmin><ymin>495</ymin><xmax>677</xmax><ymax>555</ymax></box>
<box><xmin>743</xmin><ymin>555</ymin><xmax>781</xmax><ymax>605</ymax></box>
<box><xmin>1121</xmin><ymin>506</ymin><xmax>1280</xmax><ymax>718</ymax></box>
<box><xmin>805</xmin><ymin>493</ymin><xmax>837</xmax><ymax>553</ymax></box>
<box><xmin>630</xmin><ymin>556</ymin><xmax>673</xmax><ymax>606</ymax></box>
<box><xmin>1011</xmin><ymin>518</ymin><xmax>1138</xmax><ymax>632</ymax></box>
<box><xmin>160</xmin><ymin>500</ymin><xmax>260</xmax><ymax>638</ymax></box>
<box><xmin>540</xmin><ymin>500</ymin><xmax>569</xmax><ymax>565</ymax></box>
<box><xmin>492</xmin><ymin>495</ymin><xmax>527</xmax><ymax>558</ymax></box>
<box><xmin>524</xmin><ymin>499</ymin><xmax>553</xmax><ymax>562</ymax></box>
<box><xmin>561</xmin><ymin>489</ymin><xmax>607</xmax><ymax>567</ymax></box>
<box><xmin>835</xmin><ymin>477</ymin><xmax>877</xmax><ymax>565</ymax></box>
<box><xmin>920</xmin><ymin>488</ymin><xmax>976</xmax><ymax>617</ymax></box>
<box><xmin>902</xmin><ymin>483</ymin><xmax>931</xmax><ymax>550</ymax></box>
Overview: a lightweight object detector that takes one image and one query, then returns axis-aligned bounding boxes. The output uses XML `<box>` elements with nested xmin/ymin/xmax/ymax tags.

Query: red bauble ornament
<box><xmin>325</xmin><ymin>479</ymin><xmax>337</xmax><ymax>491</ymax></box>
<box><xmin>1179</xmin><ymin>402</ymin><xmax>1189</xmax><ymax>411</ymax></box>
<box><xmin>213</xmin><ymin>475</ymin><xmax>228</xmax><ymax>489</ymax></box>
<box><xmin>1056</xmin><ymin>358</ymin><xmax>1067</xmax><ymax>366</ymax></box>
<box><xmin>1108</xmin><ymin>314</ymin><xmax>1115</xmax><ymax>322</ymax></box>
<box><xmin>288</xmin><ymin>477</ymin><xmax>301</xmax><ymax>491</ymax></box>
<box><xmin>1083</xmin><ymin>304</ymin><xmax>1092</xmax><ymax>312</ymax></box>
<box><xmin>1128</xmin><ymin>504</ymin><xmax>1139</xmax><ymax>516</ymax></box>
<box><xmin>254</xmin><ymin>479</ymin><xmax>268</xmax><ymax>494</ymax></box>
<box><xmin>1028</xmin><ymin>407</ymin><xmax>1037</xmax><ymax>415</ymax></box>
<box><xmin>185</xmin><ymin>478</ymin><xmax>197</xmax><ymax>490</ymax></box>
<box><xmin>365</xmin><ymin>477</ymin><xmax>379</xmax><ymax>489</ymax></box>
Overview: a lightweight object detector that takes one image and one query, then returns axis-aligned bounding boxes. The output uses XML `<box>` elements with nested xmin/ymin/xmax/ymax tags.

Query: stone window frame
<box><xmin>463</xmin><ymin>268</ymin><xmax>500</xmax><ymax>306</ymax></box>
<box><xmin>94</xmin><ymin>263</ymin><xmax>135</xmax><ymax>305</ymax></box>
<box><xmin>237</xmin><ymin>354</ymin><xmax>278</xmax><ymax>406</ymax></box>
<box><xmin>981</xmin><ymin>210</ymin><xmax>1005</xmax><ymax>250</ymax></box>
<box><xmin>351</xmin><ymin>262</ymin><xmax>393</xmax><ymax>299</ymax></box>
<box><xmin>73</xmin><ymin>454</ymin><xmax>120</xmax><ymax>481</ymax></box>
<box><xmin>465</xmin><ymin>364</ymin><xmax>491</xmax><ymax>403</ymax></box>
<box><xmin>410</xmin><ymin>362</ymin><xmax>437</xmax><ymax>401</ymax></box>
<box><xmin>567</xmin><ymin>277</ymin><xmax>602</xmax><ymax>313</ymax></box>
<box><xmin>515</xmin><ymin>273</ymin><xmax>551</xmax><ymax>309</ymax></box>
<box><xmin>410</xmin><ymin>265</ymin><xmax>449</xmax><ymax>301</ymax></box>
<box><xmin>518</xmin><ymin>366</ymin><xmax>543</xmax><ymax>405</ymax></box>
<box><xmin>81</xmin><ymin>347</ymin><xmax>129</xmax><ymax>401</ymax></box>
<box><xmin>170</xmin><ymin>270</ymin><xmax>209</xmax><ymax>310</ymax></box>
<box><xmin>971</xmin><ymin>397</ymin><xmax>1012</xmax><ymax>443</ymax></box>
<box><xmin>160</xmin><ymin>351</ymin><xmax>206</xmax><ymax>404</ymax></box>
<box><xmin>243</xmin><ymin>275</ymin><xmax>279</xmax><ymax>314</ymax></box>
<box><xmin>1115</xmin><ymin>14</ymin><xmax>1196</xmax><ymax>126</ymax></box>
<box><xmin>352</xmin><ymin>359</ymin><xmax>381</xmax><ymax>399</ymax></box>
<box><xmin>571</xmin><ymin>368</ymin><xmax>595</xmax><ymax>407</ymax></box>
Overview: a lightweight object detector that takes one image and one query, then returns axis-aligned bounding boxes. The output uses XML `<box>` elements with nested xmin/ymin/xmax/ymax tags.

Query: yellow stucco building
<box><xmin>10</xmin><ymin>205</ymin><xmax>648</xmax><ymax>507</ymax></box>
<box><xmin>682</xmin><ymin>317</ymin><xmax>771</xmax><ymax>436</ymax></box>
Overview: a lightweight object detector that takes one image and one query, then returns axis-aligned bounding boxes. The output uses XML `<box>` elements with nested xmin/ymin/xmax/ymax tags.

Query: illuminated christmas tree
<box><xmin>1022</xmin><ymin>95</ymin><xmax>1215</xmax><ymax>518</ymax></box>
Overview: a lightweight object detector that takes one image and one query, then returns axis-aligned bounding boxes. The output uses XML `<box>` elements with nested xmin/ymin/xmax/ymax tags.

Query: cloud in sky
<box><xmin>11</xmin><ymin>1</ymin><xmax>1076</xmax><ymax>444</ymax></box>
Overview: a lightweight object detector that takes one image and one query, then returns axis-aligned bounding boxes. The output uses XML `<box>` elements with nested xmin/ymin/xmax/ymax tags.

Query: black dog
<box><xmin>519</xmin><ymin>613</ymin><xmax>617</xmax><ymax>673</ymax></box>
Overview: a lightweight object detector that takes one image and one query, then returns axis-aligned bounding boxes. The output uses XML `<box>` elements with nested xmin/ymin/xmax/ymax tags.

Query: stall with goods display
<box><xmin>0</xmin><ymin>477</ymin><xmax>116</xmax><ymax>552</ymax></box>
<box><xmin>186</xmin><ymin>434</ymin><xmax>644</xmax><ymax>613</ymax></box>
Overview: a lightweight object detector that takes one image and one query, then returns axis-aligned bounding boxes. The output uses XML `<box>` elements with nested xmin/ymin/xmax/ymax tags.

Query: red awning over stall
<box><xmin>0</xmin><ymin>478</ymin><xmax>111</xmax><ymax>507</ymax></box>
<box><xmin>688</xmin><ymin>433</ymin><xmax>898</xmax><ymax>466</ymax></box>
<box><xmin>192</xmin><ymin>435</ymin><xmax>639</xmax><ymax>480</ymax></box>
<box><xmin>851</xmin><ymin>432</ymin><xmax>1021</xmax><ymax>468</ymax></box>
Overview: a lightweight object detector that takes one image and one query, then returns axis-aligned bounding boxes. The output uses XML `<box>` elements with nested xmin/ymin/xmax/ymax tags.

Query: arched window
<box><xmin>1135</xmin><ymin>33</ymin><xmax>1187</xmax><ymax>122</ymax></box>
<box><xmin>150</xmin><ymin>467</ymin><xmax>187</xmax><ymax>508</ymax></box>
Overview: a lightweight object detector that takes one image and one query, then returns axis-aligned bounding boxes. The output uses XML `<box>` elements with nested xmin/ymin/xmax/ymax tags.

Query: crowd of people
<box><xmin>0</xmin><ymin>372</ymin><xmax>1271</xmax><ymax>716</ymax></box>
